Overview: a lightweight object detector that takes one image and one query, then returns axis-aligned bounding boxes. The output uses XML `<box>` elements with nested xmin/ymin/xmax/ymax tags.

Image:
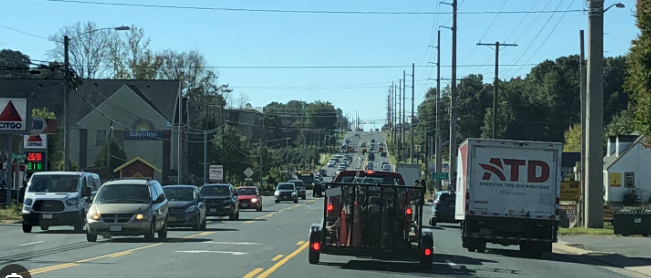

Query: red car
<box><xmin>236</xmin><ymin>186</ymin><xmax>263</xmax><ymax>211</ymax></box>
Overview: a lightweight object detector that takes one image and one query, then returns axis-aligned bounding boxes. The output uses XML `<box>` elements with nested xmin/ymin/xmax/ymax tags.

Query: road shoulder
<box><xmin>554</xmin><ymin>240</ymin><xmax>651</xmax><ymax>277</ymax></box>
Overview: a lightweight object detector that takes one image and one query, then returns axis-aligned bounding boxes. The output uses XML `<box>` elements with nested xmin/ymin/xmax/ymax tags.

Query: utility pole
<box><xmin>259</xmin><ymin>141</ymin><xmax>264</xmax><ymax>187</ymax></box>
<box><xmin>203</xmin><ymin>130</ymin><xmax>207</xmax><ymax>184</ymax></box>
<box><xmin>106</xmin><ymin>120</ymin><xmax>113</xmax><ymax>167</ymax></box>
<box><xmin>221</xmin><ymin>101</ymin><xmax>227</xmax><ymax>183</ymax></box>
<box><xmin>585</xmin><ymin>0</ymin><xmax>605</xmax><ymax>228</ymax></box>
<box><xmin>393</xmin><ymin>82</ymin><xmax>397</xmax><ymax>144</ymax></box>
<box><xmin>402</xmin><ymin>71</ymin><xmax>406</xmax><ymax>162</ymax></box>
<box><xmin>435</xmin><ymin>30</ymin><xmax>443</xmax><ymax>191</ymax></box>
<box><xmin>477</xmin><ymin>41</ymin><xmax>517</xmax><ymax>139</ymax></box>
<box><xmin>285</xmin><ymin>138</ymin><xmax>290</xmax><ymax>180</ymax></box>
<box><xmin>398</xmin><ymin>79</ymin><xmax>402</xmax><ymax>162</ymax></box>
<box><xmin>177</xmin><ymin>87</ymin><xmax>183</xmax><ymax>184</ymax></box>
<box><xmin>579</xmin><ymin>29</ymin><xmax>587</xmax><ymax>226</ymax></box>
<box><xmin>301</xmin><ymin>106</ymin><xmax>306</xmax><ymax>170</ymax></box>
<box><xmin>411</xmin><ymin>63</ymin><xmax>415</xmax><ymax>164</ymax></box>
<box><xmin>63</xmin><ymin>35</ymin><xmax>70</xmax><ymax>171</ymax></box>
<box><xmin>449</xmin><ymin>0</ymin><xmax>458</xmax><ymax>189</ymax></box>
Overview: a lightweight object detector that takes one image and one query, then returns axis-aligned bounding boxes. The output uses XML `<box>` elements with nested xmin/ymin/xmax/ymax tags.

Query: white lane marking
<box><xmin>205</xmin><ymin>241</ymin><xmax>262</xmax><ymax>245</ymax></box>
<box><xmin>444</xmin><ymin>259</ymin><xmax>457</xmax><ymax>267</ymax></box>
<box><xmin>176</xmin><ymin>250</ymin><xmax>247</xmax><ymax>255</ymax></box>
<box><xmin>19</xmin><ymin>241</ymin><xmax>43</xmax><ymax>246</ymax></box>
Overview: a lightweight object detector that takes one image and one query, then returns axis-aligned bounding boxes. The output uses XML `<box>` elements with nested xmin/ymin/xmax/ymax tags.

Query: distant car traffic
<box><xmin>236</xmin><ymin>186</ymin><xmax>263</xmax><ymax>211</ymax></box>
<box><xmin>201</xmin><ymin>184</ymin><xmax>240</xmax><ymax>220</ymax></box>
<box><xmin>163</xmin><ymin>185</ymin><xmax>207</xmax><ymax>231</ymax></box>
<box><xmin>275</xmin><ymin>183</ymin><xmax>298</xmax><ymax>203</ymax></box>
<box><xmin>288</xmin><ymin>180</ymin><xmax>307</xmax><ymax>199</ymax></box>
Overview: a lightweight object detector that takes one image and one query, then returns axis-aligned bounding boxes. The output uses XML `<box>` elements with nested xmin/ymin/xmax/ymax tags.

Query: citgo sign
<box><xmin>0</xmin><ymin>98</ymin><xmax>27</xmax><ymax>132</ymax></box>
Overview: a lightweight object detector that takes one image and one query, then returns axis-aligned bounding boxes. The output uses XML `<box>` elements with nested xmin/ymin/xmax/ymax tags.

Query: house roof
<box><xmin>603</xmin><ymin>135</ymin><xmax>645</xmax><ymax>170</ymax></box>
<box><xmin>0</xmin><ymin>78</ymin><xmax>182</xmax><ymax>125</ymax></box>
<box><xmin>113</xmin><ymin>156</ymin><xmax>162</xmax><ymax>173</ymax></box>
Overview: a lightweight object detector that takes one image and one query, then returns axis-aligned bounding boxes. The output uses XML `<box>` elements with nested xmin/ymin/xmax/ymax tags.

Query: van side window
<box><xmin>154</xmin><ymin>182</ymin><xmax>166</xmax><ymax>200</ymax></box>
<box><xmin>150</xmin><ymin>184</ymin><xmax>159</xmax><ymax>201</ymax></box>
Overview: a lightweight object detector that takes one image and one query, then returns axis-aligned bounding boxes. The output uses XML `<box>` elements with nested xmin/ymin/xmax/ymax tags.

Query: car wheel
<box><xmin>229</xmin><ymin>211</ymin><xmax>236</xmax><ymax>220</ymax></box>
<box><xmin>158</xmin><ymin>221</ymin><xmax>168</xmax><ymax>239</ymax></box>
<box><xmin>257</xmin><ymin>205</ymin><xmax>262</xmax><ymax>212</ymax></box>
<box><xmin>294</xmin><ymin>199</ymin><xmax>298</xmax><ymax>203</ymax></box>
<box><xmin>22</xmin><ymin>222</ymin><xmax>32</xmax><ymax>233</ymax></box>
<box><xmin>86</xmin><ymin>231</ymin><xmax>97</xmax><ymax>242</ymax></box>
<box><xmin>144</xmin><ymin>220</ymin><xmax>155</xmax><ymax>241</ymax></box>
<box><xmin>235</xmin><ymin>211</ymin><xmax>240</xmax><ymax>220</ymax></box>
<box><xmin>193</xmin><ymin>219</ymin><xmax>201</xmax><ymax>231</ymax></box>
<box><xmin>275</xmin><ymin>200</ymin><xmax>279</xmax><ymax>204</ymax></box>
<box><xmin>302</xmin><ymin>196</ymin><xmax>306</xmax><ymax>200</ymax></box>
<box><xmin>74</xmin><ymin>217</ymin><xmax>84</xmax><ymax>232</ymax></box>
<box><xmin>200</xmin><ymin>218</ymin><xmax>207</xmax><ymax>230</ymax></box>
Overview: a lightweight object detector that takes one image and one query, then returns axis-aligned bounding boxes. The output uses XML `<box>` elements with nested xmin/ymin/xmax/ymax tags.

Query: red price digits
<box><xmin>27</xmin><ymin>153</ymin><xmax>42</xmax><ymax>162</ymax></box>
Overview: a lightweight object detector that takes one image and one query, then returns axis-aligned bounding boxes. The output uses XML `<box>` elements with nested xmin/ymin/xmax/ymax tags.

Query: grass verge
<box><xmin>559</xmin><ymin>223</ymin><xmax>614</xmax><ymax>235</ymax></box>
<box><xmin>0</xmin><ymin>202</ymin><xmax>21</xmax><ymax>221</ymax></box>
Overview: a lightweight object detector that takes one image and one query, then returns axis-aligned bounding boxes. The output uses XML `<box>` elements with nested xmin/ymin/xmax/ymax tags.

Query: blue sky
<box><xmin>0</xmin><ymin>0</ymin><xmax>639</xmax><ymax>129</ymax></box>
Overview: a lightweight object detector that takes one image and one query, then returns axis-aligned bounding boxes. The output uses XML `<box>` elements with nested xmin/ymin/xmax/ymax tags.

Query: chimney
<box><xmin>615</xmin><ymin>135</ymin><xmax>638</xmax><ymax>156</ymax></box>
<box><xmin>607</xmin><ymin>136</ymin><xmax>616</xmax><ymax>156</ymax></box>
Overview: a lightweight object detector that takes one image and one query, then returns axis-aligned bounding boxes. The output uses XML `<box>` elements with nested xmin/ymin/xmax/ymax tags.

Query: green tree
<box><xmin>32</xmin><ymin>108</ymin><xmax>62</xmax><ymax>171</ymax></box>
<box><xmin>212</xmin><ymin>124</ymin><xmax>252</xmax><ymax>182</ymax></box>
<box><xmin>624</xmin><ymin>0</ymin><xmax>651</xmax><ymax>135</ymax></box>
<box><xmin>0</xmin><ymin>49</ymin><xmax>31</xmax><ymax>78</ymax></box>
<box><xmin>563</xmin><ymin>125</ymin><xmax>581</xmax><ymax>152</ymax></box>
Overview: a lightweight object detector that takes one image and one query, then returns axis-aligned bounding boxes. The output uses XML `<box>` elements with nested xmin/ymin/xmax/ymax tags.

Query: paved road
<box><xmin>0</xmin><ymin>193</ymin><xmax>643</xmax><ymax>278</ymax></box>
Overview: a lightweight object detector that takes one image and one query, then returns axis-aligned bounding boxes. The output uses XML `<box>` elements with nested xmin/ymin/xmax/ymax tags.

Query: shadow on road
<box><xmin>228</xmin><ymin>218</ymin><xmax>267</xmax><ymax>222</ymax></box>
<box><xmin>320</xmin><ymin>259</ymin><xmax>476</xmax><ymax>276</ymax></box>
<box><xmin>487</xmin><ymin>247</ymin><xmax>651</xmax><ymax>270</ymax></box>
<box><xmin>36</xmin><ymin>229</ymin><xmax>85</xmax><ymax>234</ymax></box>
<box><xmin>0</xmin><ymin>241</ymin><xmax>98</xmax><ymax>265</ymax></box>
<box><xmin>203</xmin><ymin>227</ymin><xmax>239</xmax><ymax>232</ymax></box>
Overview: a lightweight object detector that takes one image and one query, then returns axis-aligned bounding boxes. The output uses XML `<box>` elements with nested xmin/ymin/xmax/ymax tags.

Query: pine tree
<box><xmin>624</xmin><ymin>0</ymin><xmax>651</xmax><ymax>135</ymax></box>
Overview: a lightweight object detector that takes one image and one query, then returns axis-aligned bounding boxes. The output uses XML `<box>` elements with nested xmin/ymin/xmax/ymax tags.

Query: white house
<box><xmin>603</xmin><ymin>133</ymin><xmax>651</xmax><ymax>204</ymax></box>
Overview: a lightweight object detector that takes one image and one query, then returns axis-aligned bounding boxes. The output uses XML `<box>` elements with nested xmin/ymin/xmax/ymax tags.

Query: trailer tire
<box><xmin>308</xmin><ymin>249</ymin><xmax>320</xmax><ymax>264</ymax></box>
<box><xmin>419</xmin><ymin>255</ymin><xmax>433</xmax><ymax>270</ymax></box>
<box><xmin>476</xmin><ymin>244</ymin><xmax>486</xmax><ymax>253</ymax></box>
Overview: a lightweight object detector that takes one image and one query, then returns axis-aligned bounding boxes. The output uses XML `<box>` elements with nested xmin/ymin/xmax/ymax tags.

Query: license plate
<box><xmin>242</xmin><ymin>203</ymin><xmax>248</xmax><ymax>208</ymax></box>
<box><xmin>168</xmin><ymin>216</ymin><xmax>176</xmax><ymax>221</ymax></box>
<box><xmin>210</xmin><ymin>208</ymin><xmax>217</xmax><ymax>213</ymax></box>
<box><xmin>110</xmin><ymin>225</ymin><xmax>122</xmax><ymax>232</ymax></box>
<box><xmin>283</xmin><ymin>196</ymin><xmax>288</xmax><ymax>199</ymax></box>
<box><xmin>42</xmin><ymin>214</ymin><xmax>53</xmax><ymax>219</ymax></box>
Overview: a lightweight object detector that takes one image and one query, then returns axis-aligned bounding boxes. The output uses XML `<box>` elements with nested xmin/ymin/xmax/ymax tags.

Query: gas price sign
<box><xmin>26</xmin><ymin>151</ymin><xmax>46</xmax><ymax>171</ymax></box>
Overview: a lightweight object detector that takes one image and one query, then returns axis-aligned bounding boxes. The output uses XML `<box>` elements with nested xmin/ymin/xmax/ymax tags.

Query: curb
<box><xmin>554</xmin><ymin>241</ymin><xmax>651</xmax><ymax>277</ymax></box>
<box><xmin>0</xmin><ymin>220</ymin><xmax>20</xmax><ymax>225</ymax></box>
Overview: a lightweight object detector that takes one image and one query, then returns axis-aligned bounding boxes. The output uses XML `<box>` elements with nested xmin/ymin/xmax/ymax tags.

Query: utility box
<box><xmin>613</xmin><ymin>208</ymin><xmax>651</xmax><ymax>236</ymax></box>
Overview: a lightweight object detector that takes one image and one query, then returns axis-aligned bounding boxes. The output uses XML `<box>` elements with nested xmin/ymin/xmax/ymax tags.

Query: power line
<box><xmin>40</xmin><ymin>0</ymin><xmax>583</xmax><ymax>15</ymax></box>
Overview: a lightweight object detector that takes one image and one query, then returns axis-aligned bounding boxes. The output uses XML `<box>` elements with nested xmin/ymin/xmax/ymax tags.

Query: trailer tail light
<box><xmin>327</xmin><ymin>204</ymin><xmax>333</xmax><ymax>211</ymax></box>
<box><xmin>424</xmin><ymin>248</ymin><xmax>432</xmax><ymax>256</ymax></box>
<box><xmin>406</xmin><ymin>208</ymin><xmax>413</xmax><ymax>216</ymax></box>
<box><xmin>311</xmin><ymin>242</ymin><xmax>321</xmax><ymax>251</ymax></box>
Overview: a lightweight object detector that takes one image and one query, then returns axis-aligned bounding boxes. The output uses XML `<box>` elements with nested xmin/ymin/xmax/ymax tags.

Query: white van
<box><xmin>22</xmin><ymin>171</ymin><xmax>100</xmax><ymax>233</ymax></box>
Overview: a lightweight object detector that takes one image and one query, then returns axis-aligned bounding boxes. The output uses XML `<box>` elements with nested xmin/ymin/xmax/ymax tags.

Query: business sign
<box><xmin>209</xmin><ymin>165</ymin><xmax>223</xmax><ymax>182</ymax></box>
<box><xmin>26</xmin><ymin>151</ymin><xmax>46</xmax><ymax>171</ymax></box>
<box><xmin>123</xmin><ymin>119</ymin><xmax>164</xmax><ymax>140</ymax></box>
<box><xmin>23</xmin><ymin>134</ymin><xmax>47</xmax><ymax>149</ymax></box>
<box><xmin>561</xmin><ymin>181</ymin><xmax>581</xmax><ymax>202</ymax></box>
<box><xmin>0</xmin><ymin>98</ymin><xmax>27</xmax><ymax>132</ymax></box>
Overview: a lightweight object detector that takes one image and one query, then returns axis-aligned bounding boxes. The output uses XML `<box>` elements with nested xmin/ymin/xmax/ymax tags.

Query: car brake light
<box><xmin>424</xmin><ymin>248</ymin><xmax>432</xmax><ymax>256</ymax></box>
<box><xmin>311</xmin><ymin>242</ymin><xmax>321</xmax><ymax>251</ymax></box>
<box><xmin>366</xmin><ymin>170</ymin><xmax>373</xmax><ymax>174</ymax></box>
<box><xmin>406</xmin><ymin>208</ymin><xmax>412</xmax><ymax>215</ymax></box>
<box><xmin>327</xmin><ymin>204</ymin><xmax>333</xmax><ymax>211</ymax></box>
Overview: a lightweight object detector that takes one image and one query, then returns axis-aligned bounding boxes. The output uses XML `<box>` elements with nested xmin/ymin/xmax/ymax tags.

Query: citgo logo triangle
<box><xmin>0</xmin><ymin>101</ymin><xmax>23</xmax><ymax>122</ymax></box>
<box><xmin>27</xmin><ymin>135</ymin><xmax>43</xmax><ymax>142</ymax></box>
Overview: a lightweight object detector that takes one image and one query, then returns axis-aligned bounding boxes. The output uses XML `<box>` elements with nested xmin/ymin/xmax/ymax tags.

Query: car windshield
<box><xmin>237</xmin><ymin>188</ymin><xmax>257</xmax><ymax>195</ymax></box>
<box><xmin>201</xmin><ymin>186</ymin><xmax>230</xmax><ymax>196</ymax></box>
<box><xmin>28</xmin><ymin>175</ymin><xmax>81</xmax><ymax>193</ymax></box>
<box><xmin>163</xmin><ymin>188</ymin><xmax>195</xmax><ymax>201</ymax></box>
<box><xmin>292</xmin><ymin>182</ymin><xmax>304</xmax><ymax>188</ymax></box>
<box><xmin>277</xmin><ymin>184</ymin><xmax>294</xmax><ymax>190</ymax></box>
<box><xmin>95</xmin><ymin>184</ymin><xmax>150</xmax><ymax>204</ymax></box>
<box><xmin>439</xmin><ymin>193</ymin><xmax>455</xmax><ymax>203</ymax></box>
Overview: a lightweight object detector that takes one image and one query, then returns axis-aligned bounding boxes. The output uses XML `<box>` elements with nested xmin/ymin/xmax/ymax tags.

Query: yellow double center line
<box><xmin>28</xmin><ymin>231</ymin><xmax>215</xmax><ymax>275</ymax></box>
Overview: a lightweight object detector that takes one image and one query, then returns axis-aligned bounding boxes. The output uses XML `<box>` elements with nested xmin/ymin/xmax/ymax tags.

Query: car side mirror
<box><xmin>154</xmin><ymin>195</ymin><xmax>165</xmax><ymax>204</ymax></box>
<box><xmin>82</xmin><ymin>187</ymin><xmax>91</xmax><ymax>198</ymax></box>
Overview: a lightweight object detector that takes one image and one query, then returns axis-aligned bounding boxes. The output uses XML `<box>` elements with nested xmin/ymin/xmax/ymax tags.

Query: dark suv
<box><xmin>429</xmin><ymin>191</ymin><xmax>457</xmax><ymax>226</ymax></box>
<box><xmin>201</xmin><ymin>184</ymin><xmax>240</xmax><ymax>220</ymax></box>
<box><xmin>288</xmin><ymin>180</ymin><xmax>306</xmax><ymax>199</ymax></box>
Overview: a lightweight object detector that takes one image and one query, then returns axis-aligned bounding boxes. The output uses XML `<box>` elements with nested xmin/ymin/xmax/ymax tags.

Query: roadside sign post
<box><xmin>431</xmin><ymin>172</ymin><xmax>449</xmax><ymax>180</ymax></box>
<box><xmin>209</xmin><ymin>165</ymin><xmax>223</xmax><ymax>183</ymax></box>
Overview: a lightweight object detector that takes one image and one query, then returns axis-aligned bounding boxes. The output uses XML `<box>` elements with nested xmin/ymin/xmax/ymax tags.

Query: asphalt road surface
<box><xmin>0</xmin><ymin>194</ymin><xmax>642</xmax><ymax>278</ymax></box>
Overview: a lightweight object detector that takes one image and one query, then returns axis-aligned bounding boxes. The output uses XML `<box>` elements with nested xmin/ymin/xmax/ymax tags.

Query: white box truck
<box><xmin>454</xmin><ymin>139</ymin><xmax>561</xmax><ymax>257</ymax></box>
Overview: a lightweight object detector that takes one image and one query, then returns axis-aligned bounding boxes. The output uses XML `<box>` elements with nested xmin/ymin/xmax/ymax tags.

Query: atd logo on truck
<box><xmin>479</xmin><ymin>158</ymin><xmax>550</xmax><ymax>183</ymax></box>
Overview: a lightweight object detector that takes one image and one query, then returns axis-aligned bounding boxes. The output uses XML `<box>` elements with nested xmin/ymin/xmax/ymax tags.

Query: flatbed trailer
<box><xmin>308</xmin><ymin>178</ymin><xmax>434</xmax><ymax>269</ymax></box>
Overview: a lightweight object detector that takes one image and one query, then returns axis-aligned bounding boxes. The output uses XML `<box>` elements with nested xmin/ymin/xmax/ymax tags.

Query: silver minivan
<box><xmin>22</xmin><ymin>171</ymin><xmax>101</xmax><ymax>233</ymax></box>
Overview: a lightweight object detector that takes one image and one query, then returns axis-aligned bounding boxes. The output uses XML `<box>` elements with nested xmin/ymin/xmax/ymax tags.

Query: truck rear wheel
<box><xmin>308</xmin><ymin>249</ymin><xmax>320</xmax><ymax>264</ymax></box>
